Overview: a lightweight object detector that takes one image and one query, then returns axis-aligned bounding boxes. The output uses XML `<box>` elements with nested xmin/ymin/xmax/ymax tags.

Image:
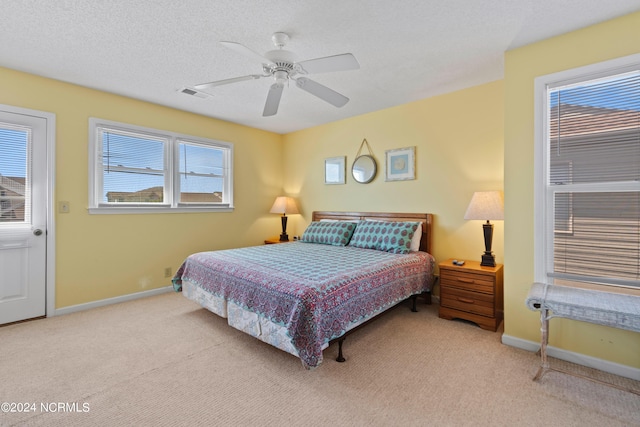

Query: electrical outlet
<box><xmin>164</xmin><ymin>267</ymin><xmax>172</xmax><ymax>278</ymax></box>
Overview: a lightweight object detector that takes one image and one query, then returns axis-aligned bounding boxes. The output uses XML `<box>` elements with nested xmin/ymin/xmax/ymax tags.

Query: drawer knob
<box><xmin>457</xmin><ymin>278</ymin><xmax>475</xmax><ymax>284</ymax></box>
<box><xmin>457</xmin><ymin>297</ymin><xmax>475</xmax><ymax>304</ymax></box>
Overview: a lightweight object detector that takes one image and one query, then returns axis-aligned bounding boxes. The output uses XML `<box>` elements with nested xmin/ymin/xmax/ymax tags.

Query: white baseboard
<box><xmin>502</xmin><ymin>334</ymin><xmax>640</xmax><ymax>381</ymax></box>
<box><xmin>53</xmin><ymin>286</ymin><xmax>174</xmax><ymax>317</ymax></box>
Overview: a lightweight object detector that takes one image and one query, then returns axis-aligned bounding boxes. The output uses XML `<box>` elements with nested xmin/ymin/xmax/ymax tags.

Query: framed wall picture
<box><xmin>385</xmin><ymin>146</ymin><xmax>415</xmax><ymax>181</ymax></box>
<box><xmin>325</xmin><ymin>156</ymin><xmax>346</xmax><ymax>184</ymax></box>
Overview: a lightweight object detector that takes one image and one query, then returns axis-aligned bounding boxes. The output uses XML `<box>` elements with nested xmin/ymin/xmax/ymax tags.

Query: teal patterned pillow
<box><xmin>301</xmin><ymin>221</ymin><xmax>357</xmax><ymax>246</ymax></box>
<box><xmin>348</xmin><ymin>220</ymin><xmax>420</xmax><ymax>254</ymax></box>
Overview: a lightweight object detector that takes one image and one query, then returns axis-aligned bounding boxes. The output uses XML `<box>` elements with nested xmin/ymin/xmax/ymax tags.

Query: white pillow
<box><xmin>410</xmin><ymin>223</ymin><xmax>422</xmax><ymax>252</ymax></box>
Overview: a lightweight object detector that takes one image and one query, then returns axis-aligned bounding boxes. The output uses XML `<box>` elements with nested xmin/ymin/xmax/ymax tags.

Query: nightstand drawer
<box><xmin>441</xmin><ymin>287</ymin><xmax>495</xmax><ymax>317</ymax></box>
<box><xmin>440</xmin><ymin>270</ymin><xmax>495</xmax><ymax>294</ymax></box>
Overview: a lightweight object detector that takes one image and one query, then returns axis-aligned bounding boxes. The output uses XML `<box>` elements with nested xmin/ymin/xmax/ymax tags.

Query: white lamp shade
<box><xmin>464</xmin><ymin>191</ymin><xmax>504</xmax><ymax>221</ymax></box>
<box><xmin>270</xmin><ymin>196</ymin><xmax>299</xmax><ymax>215</ymax></box>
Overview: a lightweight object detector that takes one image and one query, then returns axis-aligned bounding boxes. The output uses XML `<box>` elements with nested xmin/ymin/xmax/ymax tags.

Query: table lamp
<box><xmin>270</xmin><ymin>196</ymin><xmax>299</xmax><ymax>241</ymax></box>
<box><xmin>464</xmin><ymin>191</ymin><xmax>504</xmax><ymax>267</ymax></box>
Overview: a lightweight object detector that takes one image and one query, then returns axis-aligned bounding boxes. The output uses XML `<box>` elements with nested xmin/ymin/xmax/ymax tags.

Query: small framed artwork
<box><xmin>325</xmin><ymin>156</ymin><xmax>346</xmax><ymax>184</ymax></box>
<box><xmin>385</xmin><ymin>146</ymin><xmax>415</xmax><ymax>181</ymax></box>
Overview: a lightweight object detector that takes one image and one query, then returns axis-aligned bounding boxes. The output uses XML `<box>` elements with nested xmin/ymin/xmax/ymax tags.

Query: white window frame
<box><xmin>534</xmin><ymin>53</ymin><xmax>640</xmax><ymax>287</ymax></box>
<box><xmin>88</xmin><ymin>118</ymin><xmax>233</xmax><ymax>214</ymax></box>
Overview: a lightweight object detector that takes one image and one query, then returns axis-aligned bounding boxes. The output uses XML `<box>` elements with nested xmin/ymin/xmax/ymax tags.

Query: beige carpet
<box><xmin>0</xmin><ymin>293</ymin><xmax>638</xmax><ymax>427</ymax></box>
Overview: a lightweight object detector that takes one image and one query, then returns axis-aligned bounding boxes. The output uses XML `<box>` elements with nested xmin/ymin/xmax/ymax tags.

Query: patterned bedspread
<box><xmin>173</xmin><ymin>242</ymin><xmax>435</xmax><ymax>369</ymax></box>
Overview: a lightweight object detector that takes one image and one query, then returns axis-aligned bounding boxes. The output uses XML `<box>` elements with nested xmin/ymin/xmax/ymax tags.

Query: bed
<box><xmin>172</xmin><ymin>211</ymin><xmax>435</xmax><ymax>369</ymax></box>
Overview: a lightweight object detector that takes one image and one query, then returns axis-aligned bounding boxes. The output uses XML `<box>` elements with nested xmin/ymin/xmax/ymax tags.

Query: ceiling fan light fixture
<box><xmin>274</xmin><ymin>70</ymin><xmax>288</xmax><ymax>85</ymax></box>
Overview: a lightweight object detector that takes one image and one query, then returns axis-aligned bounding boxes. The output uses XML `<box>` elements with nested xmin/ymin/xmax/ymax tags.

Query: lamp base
<box><xmin>481</xmin><ymin>252</ymin><xmax>496</xmax><ymax>267</ymax></box>
<box><xmin>279</xmin><ymin>215</ymin><xmax>289</xmax><ymax>241</ymax></box>
<box><xmin>480</xmin><ymin>221</ymin><xmax>496</xmax><ymax>267</ymax></box>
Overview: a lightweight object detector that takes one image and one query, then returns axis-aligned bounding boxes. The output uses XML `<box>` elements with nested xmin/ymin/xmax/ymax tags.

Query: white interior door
<box><xmin>0</xmin><ymin>108</ymin><xmax>50</xmax><ymax>325</ymax></box>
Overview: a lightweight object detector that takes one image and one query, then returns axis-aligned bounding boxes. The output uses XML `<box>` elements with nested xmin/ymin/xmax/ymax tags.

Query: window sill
<box><xmin>88</xmin><ymin>206</ymin><xmax>234</xmax><ymax>215</ymax></box>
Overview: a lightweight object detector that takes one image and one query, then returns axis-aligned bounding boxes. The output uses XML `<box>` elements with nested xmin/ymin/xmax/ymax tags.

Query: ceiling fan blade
<box><xmin>263</xmin><ymin>83</ymin><xmax>284</xmax><ymax>117</ymax></box>
<box><xmin>220</xmin><ymin>41</ymin><xmax>275</xmax><ymax>66</ymax></box>
<box><xmin>195</xmin><ymin>75</ymin><xmax>263</xmax><ymax>91</ymax></box>
<box><xmin>295</xmin><ymin>77</ymin><xmax>349</xmax><ymax>108</ymax></box>
<box><xmin>297</xmin><ymin>53</ymin><xmax>360</xmax><ymax>74</ymax></box>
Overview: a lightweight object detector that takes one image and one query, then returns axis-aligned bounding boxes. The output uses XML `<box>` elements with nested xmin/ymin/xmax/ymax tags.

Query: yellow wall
<box><xmin>504</xmin><ymin>11</ymin><xmax>640</xmax><ymax>368</ymax></box>
<box><xmin>0</xmin><ymin>66</ymin><xmax>283</xmax><ymax>308</ymax></box>
<box><xmin>282</xmin><ymin>80</ymin><xmax>504</xmax><ymax>268</ymax></box>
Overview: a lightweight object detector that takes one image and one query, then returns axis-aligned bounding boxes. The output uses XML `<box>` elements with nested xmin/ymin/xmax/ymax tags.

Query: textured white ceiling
<box><xmin>1</xmin><ymin>1</ymin><xmax>639</xmax><ymax>134</ymax></box>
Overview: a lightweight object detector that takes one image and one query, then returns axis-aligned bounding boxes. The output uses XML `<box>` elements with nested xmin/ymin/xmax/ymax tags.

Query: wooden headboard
<box><xmin>311</xmin><ymin>211</ymin><xmax>433</xmax><ymax>254</ymax></box>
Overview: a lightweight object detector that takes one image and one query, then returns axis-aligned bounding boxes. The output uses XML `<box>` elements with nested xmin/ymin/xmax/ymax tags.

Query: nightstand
<box><xmin>438</xmin><ymin>259</ymin><xmax>504</xmax><ymax>331</ymax></box>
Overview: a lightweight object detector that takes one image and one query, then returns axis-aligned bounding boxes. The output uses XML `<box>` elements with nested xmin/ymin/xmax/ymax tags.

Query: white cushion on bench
<box><xmin>526</xmin><ymin>282</ymin><xmax>640</xmax><ymax>333</ymax></box>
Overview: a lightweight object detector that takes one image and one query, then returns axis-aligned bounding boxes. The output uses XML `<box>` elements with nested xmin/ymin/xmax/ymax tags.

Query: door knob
<box><xmin>33</xmin><ymin>229</ymin><xmax>43</xmax><ymax>236</ymax></box>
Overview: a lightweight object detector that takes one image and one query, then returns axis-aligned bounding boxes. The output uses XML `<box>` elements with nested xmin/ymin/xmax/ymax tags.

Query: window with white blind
<box><xmin>535</xmin><ymin>57</ymin><xmax>640</xmax><ymax>289</ymax></box>
<box><xmin>0</xmin><ymin>124</ymin><xmax>30</xmax><ymax>223</ymax></box>
<box><xmin>89</xmin><ymin>118</ymin><xmax>233</xmax><ymax>213</ymax></box>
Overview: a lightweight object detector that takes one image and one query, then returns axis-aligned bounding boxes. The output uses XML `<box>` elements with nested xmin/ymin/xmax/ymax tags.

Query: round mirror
<box><xmin>351</xmin><ymin>155</ymin><xmax>377</xmax><ymax>184</ymax></box>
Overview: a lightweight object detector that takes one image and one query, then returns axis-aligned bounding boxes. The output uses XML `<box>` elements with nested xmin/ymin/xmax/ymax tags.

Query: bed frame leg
<box><xmin>411</xmin><ymin>295</ymin><xmax>418</xmax><ymax>312</ymax></box>
<box><xmin>336</xmin><ymin>338</ymin><xmax>346</xmax><ymax>362</ymax></box>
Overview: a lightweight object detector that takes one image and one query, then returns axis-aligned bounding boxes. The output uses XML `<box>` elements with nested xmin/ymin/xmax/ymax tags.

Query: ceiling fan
<box><xmin>186</xmin><ymin>32</ymin><xmax>360</xmax><ymax>117</ymax></box>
